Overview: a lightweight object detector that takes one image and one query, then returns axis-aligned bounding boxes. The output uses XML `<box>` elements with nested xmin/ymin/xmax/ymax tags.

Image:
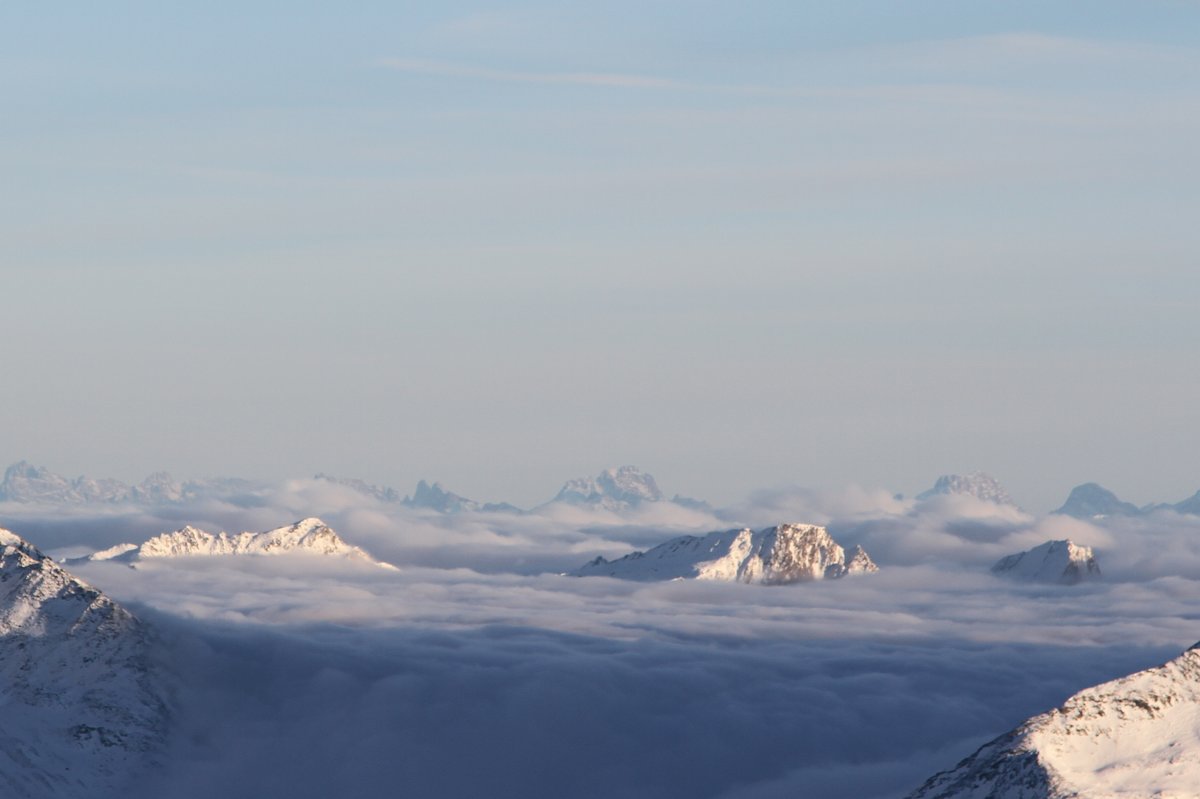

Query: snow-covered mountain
<box><xmin>77</xmin><ymin>518</ymin><xmax>395</xmax><ymax>569</ymax></box>
<box><xmin>906</xmin><ymin>642</ymin><xmax>1200</xmax><ymax>798</ymax></box>
<box><xmin>0</xmin><ymin>460</ymin><xmax>260</xmax><ymax>506</ymax></box>
<box><xmin>917</xmin><ymin>473</ymin><xmax>1016</xmax><ymax>506</ymax></box>
<box><xmin>1052</xmin><ymin>482</ymin><xmax>1141</xmax><ymax>519</ymax></box>
<box><xmin>0</xmin><ymin>528</ymin><xmax>167</xmax><ymax>797</ymax></box>
<box><xmin>991</xmin><ymin>540</ymin><xmax>1100</xmax><ymax>585</ymax></box>
<box><xmin>574</xmin><ymin>523</ymin><xmax>878</xmax><ymax>584</ymax></box>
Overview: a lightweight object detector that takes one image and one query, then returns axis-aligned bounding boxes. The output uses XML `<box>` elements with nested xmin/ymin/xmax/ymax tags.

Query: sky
<box><xmin>4</xmin><ymin>2</ymin><xmax>1200</xmax><ymax>511</ymax></box>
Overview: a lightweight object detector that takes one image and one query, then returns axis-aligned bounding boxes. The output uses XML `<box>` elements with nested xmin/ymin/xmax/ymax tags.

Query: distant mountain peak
<box><xmin>1052</xmin><ymin>483</ymin><xmax>1140</xmax><ymax>519</ymax></box>
<box><xmin>406</xmin><ymin>480</ymin><xmax>478</xmax><ymax>512</ymax></box>
<box><xmin>917</xmin><ymin>472</ymin><xmax>1015</xmax><ymax>506</ymax></box>
<box><xmin>991</xmin><ymin>539</ymin><xmax>1100</xmax><ymax>585</ymax></box>
<box><xmin>0</xmin><ymin>460</ymin><xmax>259</xmax><ymax>506</ymax></box>
<box><xmin>554</xmin><ymin>465</ymin><xmax>664</xmax><ymax>510</ymax></box>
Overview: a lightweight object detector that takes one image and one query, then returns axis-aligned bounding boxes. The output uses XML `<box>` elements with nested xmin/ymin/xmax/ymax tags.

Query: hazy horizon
<box><xmin>1</xmin><ymin>454</ymin><xmax>1197</xmax><ymax>515</ymax></box>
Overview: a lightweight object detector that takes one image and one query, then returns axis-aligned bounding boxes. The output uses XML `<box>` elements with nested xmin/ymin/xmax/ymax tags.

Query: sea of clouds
<box><xmin>5</xmin><ymin>479</ymin><xmax>1200</xmax><ymax>798</ymax></box>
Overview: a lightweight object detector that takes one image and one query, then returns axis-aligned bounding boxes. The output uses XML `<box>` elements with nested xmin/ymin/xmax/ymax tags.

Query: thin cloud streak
<box><xmin>378</xmin><ymin>57</ymin><xmax>684</xmax><ymax>90</ymax></box>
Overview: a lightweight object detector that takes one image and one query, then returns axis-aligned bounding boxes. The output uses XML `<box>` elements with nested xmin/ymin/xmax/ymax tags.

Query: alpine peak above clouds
<box><xmin>906</xmin><ymin>643</ymin><xmax>1200</xmax><ymax>799</ymax></box>
<box><xmin>574</xmin><ymin>523</ymin><xmax>878</xmax><ymax>584</ymax></box>
<box><xmin>79</xmin><ymin>518</ymin><xmax>396</xmax><ymax>569</ymax></box>
<box><xmin>917</xmin><ymin>472</ymin><xmax>1015</xmax><ymax>506</ymax></box>
<box><xmin>991</xmin><ymin>539</ymin><xmax>1100</xmax><ymax>585</ymax></box>
<box><xmin>0</xmin><ymin>528</ymin><xmax>166</xmax><ymax>797</ymax></box>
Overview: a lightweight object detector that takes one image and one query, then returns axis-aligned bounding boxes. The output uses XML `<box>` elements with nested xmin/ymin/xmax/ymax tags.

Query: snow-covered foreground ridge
<box><xmin>574</xmin><ymin>523</ymin><xmax>877</xmax><ymax>584</ymax></box>
<box><xmin>0</xmin><ymin>528</ymin><xmax>167</xmax><ymax>797</ymax></box>
<box><xmin>907</xmin><ymin>642</ymin><xmax>1200</xmax><ymax>799</ymax></box>
<box><xmin>83</xmin><ymin>518</ymin><xmax>395</xmax><ymax>569</ymax></box>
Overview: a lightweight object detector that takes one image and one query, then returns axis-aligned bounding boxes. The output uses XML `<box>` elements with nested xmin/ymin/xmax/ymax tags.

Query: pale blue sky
<box><xmin>4</xmin><ymin>2</ymin><xmax>1199</xmax><ymax>509</ymax></box>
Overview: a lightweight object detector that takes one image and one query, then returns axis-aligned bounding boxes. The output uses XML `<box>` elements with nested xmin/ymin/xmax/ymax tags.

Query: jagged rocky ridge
<box><xmin>991</xmin><ymin>540</ymin><xmax>1100</xmax><ymax>585</ymax></box>
<box><xmin>73</xmin><ymin>518</ymin><xmax>395</xmax><ymax>569</ymax></box>
<box><xmin>574</xmin><ymin>523</ymin><xmax>878</xmax><ymax>584</ymax></box>
<box><xmin>0</xmin><ymin>528</ymin><xmax>167</xmax><ymax>797</ymax></box>
<box><xmin>906</xmin><ymin>642</ymin><xmax>1200</xmax><ymax>798</ymax></box>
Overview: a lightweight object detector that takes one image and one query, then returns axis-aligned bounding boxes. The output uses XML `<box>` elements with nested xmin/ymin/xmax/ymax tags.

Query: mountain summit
<box><xmin>991</xmin><ymin>539</ymin><xmax>1100</xmax><ymax>585</ymax></box>
<box><xmin>1052</xmin><ymin>483</ymin><xmax>1140</xmax><ymax>518</ymax></box>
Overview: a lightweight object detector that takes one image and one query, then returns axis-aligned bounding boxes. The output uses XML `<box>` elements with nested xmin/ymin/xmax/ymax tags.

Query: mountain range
<box><xmin>0</xmin><ymin>461</ymin><xmax>259</xmax><ymax>506</ymax></box>
<box><xmin>320</xmin><ymin>465</ymin><xmax>708</xmax><ymax>514</ymax></box>
<box><xmin>7</xmin><ymin>460</ymin><xmax>1200</xmax><ymax>524</ymax></box>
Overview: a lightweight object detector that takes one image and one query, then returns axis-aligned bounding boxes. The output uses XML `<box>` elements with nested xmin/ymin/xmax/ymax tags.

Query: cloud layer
<box><xmin>8</xmin><ymin>483</ymin><xmax>1200</xmax><ymax>797</ymax></box>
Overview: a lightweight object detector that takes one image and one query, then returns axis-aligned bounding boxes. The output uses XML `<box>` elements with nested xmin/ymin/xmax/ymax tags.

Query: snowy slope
<box><xmin>574</xmin><ymin>524</ymin><xmax>877</xmax><ymax>584</ymax></box>
<box><xmin>906</xmin><ymin>642</ymin><xmax>1200</xmax><ymax>799</ymax></box>
<box><xmin>991</xmin><ymin>540</ymin><xmax>1100</xmax><ymax>585</ymax></box>
<box><xmin>0</xmin><ymin>528</ymin><xmax>167</xmax><ymax>797</ymax></box>
<box><xmin>79</xmin><ymin>518</ymin><xmax>395</xmax><ymax>569</ymax></box>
